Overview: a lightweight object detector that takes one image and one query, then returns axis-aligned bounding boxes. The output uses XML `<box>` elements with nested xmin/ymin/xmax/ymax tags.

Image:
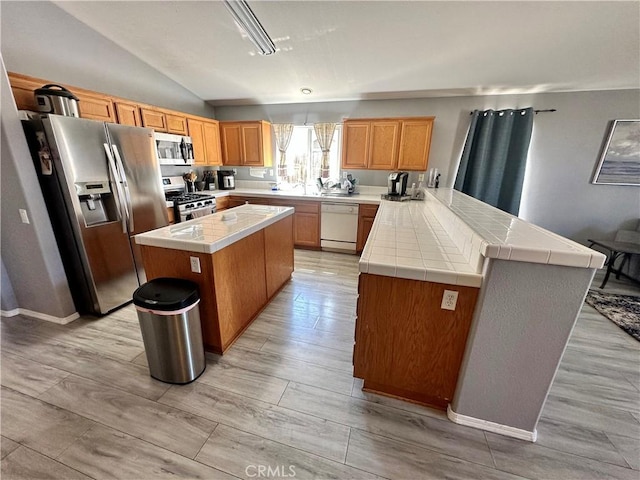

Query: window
<box><xmin>277</xmin><ymin>126</ymin><xmax>341</xmax><ymax>186</ymax></box>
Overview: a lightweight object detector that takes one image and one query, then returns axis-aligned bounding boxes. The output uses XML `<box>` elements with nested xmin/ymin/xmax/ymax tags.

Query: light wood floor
<box><xmin>1</xmin><ymin>250</ymin><xmax>639</xmax><ymax>479</ymax></box>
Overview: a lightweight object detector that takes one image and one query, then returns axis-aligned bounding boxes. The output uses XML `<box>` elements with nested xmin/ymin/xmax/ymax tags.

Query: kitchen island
<box><xmin>135</xmin><ymin>204</ymin><xmax>294</xmax><ymax>354</ymax></box>
<box><xmin>355</xmin><ymin>187</ymin><xmax>606</xmax><ymax>441</ymax></box>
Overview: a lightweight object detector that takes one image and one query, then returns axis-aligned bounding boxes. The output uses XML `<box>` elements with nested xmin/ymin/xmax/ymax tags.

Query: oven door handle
<box><xmin>181</xmin><ymin>205</ymin><xmax>216</xmax><ymax>221</ymax></box>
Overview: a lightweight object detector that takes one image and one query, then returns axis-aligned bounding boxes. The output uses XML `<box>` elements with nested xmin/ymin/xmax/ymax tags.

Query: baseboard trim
<box><xmin>447</xmin><ymin>405</ymin><xmax>537</xmax><ymax>442</ymax></box>
<box><xmin>0</xmin><ymin>308</ymin><xmax>79</xmax><ymax>325</ymax></box>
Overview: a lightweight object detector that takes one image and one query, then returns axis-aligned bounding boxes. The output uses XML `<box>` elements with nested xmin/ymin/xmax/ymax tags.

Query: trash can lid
<box><xmin>133</xmin><ymin>277</ymin><xmax>199</xmax><ymax>311</ymax></box>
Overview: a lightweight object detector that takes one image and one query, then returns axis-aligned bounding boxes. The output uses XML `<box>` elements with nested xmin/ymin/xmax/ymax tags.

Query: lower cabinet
<box><xmin>140</xmin><ymin>215</ymin><xmax>294</xmax><ymax>353</ymax></box>
<box><xmin>215</xmin><ymin>196</ymin><xmax>230</xmax><ymax>211</ymax></box>
<box><xmin>167</xmin><ymin>207</ymin><xmax>175</xmax><ymax>225</ymax></box>
<box><xmin>354</xmin><ymin>274</ymin><xmax>479</xmax><ymax>410</ymax></box>
<box><xmin>357</xmin><ymin>204</ymin><xmax>379</xmax><ymax>252</ymax></box>
<box><xmin>228</xmin><ymin>196</ymin><xmax>321</xmax><ymax>248</ymax></box>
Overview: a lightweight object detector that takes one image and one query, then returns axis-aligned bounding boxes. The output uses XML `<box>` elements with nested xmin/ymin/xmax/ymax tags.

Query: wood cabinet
<box><xmin>220</xmin><ymin>121</ymin><xmax>272</xmax><ymax>166</ymax></box>
<box><xmin>203</xmin><ymin>121</ymin><xmax>223</xmax><ymax>166</ymax></box>
<box><xmin>114</xmin><ymin>101</ymin><xmax>142</xmax><ymax>126</ymax></box>
<box><xmin>354</xmin><ymin>274</ymin><xmax>479</xmax><ymax>410</ymax></box>
<box><xmin>369</xmin><ymin>121</ymin><xmax>401</xmax><ymax>170</ymax></box>
<box><xmin>8</xmin><ymin>73</ymin><xmax>41</xmax><ymax>112</ymax></box>
<box><xmin>187</xmin><ymin>118</ymin><xmax>222</xmax><ymax>166</ymax></box>
<box><xmin>357</xmin><ymin>204</ymin><xmax>379</xmax><ymax>252</ymax></box>
<box><xmin>165</xmin><ymin>113</ymin><xmax>188</xmax><ymax>135</ymax></box>
<box><xmin>74</xmin><ymin>92</ymin><xmax>116</xmax><ymax>122</ymax></box>
<box><xmin>140</xmin><ymin>215</ymin><xmax>294</xmax><ymax>353</ymax></box>
<box><xmin>228</xmin><ymin>195</ymin><xmax>320</xmax><ymax>248</ymax></box>
<box><xmin>264</xmin><ymin>215</ymin><xmax>295</xmax><ymax>298</ymax></box>
<box><xmin>7</xmin><ymin>73</ymin><xmax>114</xmax><ymax>122</ymax></box>
<box><xmin>228</xmin><ymin>196</ymin><xmax>250</xmax><ymax>208</ymax></box>
<box><xmin>140</xmin><ymin>107</ymin><xmax>167</xmax><ymax>132</ymax></box>
<box><xmin>215</xmin><ymin>196</ymin><xmax>230</xmax><ymax>211</ymax></box>
<box><xmin>341</xmin><ymin>122</ymin><xmax>370</xmax><ymax>169</ymax></box>
<box><xmin>397</xmin><ymin>118</ymin><xmax>434</xmax><ymax>171</ymax></box>
<box><xmin>167</xmin><ymin>207</ymin><xmax>175</xmax><ymax>225</ymax></box>
<box><xmin>342</xmin><ymin>117</ymin><xmax>434</xmax><ymax>171</ymax></box>
<box><xmin>8</xmin><ymin>73</ymin><xmax>223</xmax><ymax>165</ymax></box>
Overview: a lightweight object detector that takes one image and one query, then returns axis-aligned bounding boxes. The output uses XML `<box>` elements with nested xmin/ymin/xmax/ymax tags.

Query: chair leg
<box><xmin>600</xmin><ymin>250</ymin><xmax>617</xmax><ymax>289</ymax></box>
<box><xmin>615</xmin><ymin>253</ymin><xmax>630</xmax><ymax>280</ymax></box>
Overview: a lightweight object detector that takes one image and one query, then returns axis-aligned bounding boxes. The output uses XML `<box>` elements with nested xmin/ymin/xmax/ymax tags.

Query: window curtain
<box><xmin>454</xmin><ymin>108</ymin><xmax>534</xmax><ymax>216</ymax></box>
<box><xmin>314</xmin><ymin>123</ymin><xmax>336</xmax><ymax>179</ymax></box>
<box><xmin>272</xmin><ymin>123</ymin><xmax>294</xmax><ymax>181</ymax></box>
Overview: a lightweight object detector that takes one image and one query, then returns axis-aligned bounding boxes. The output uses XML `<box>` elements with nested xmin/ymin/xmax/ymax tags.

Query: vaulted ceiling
<box><xmin>46</xmin><ymin>1</ymin><xmax>640</xmax><ymax>105</ymax></box>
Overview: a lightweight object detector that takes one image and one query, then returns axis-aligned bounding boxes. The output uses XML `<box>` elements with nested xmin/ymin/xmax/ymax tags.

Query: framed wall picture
<box><xmin>592</xmin><ymin>119</ymin><xmax>640</xmax><ymax>186</ymax></box>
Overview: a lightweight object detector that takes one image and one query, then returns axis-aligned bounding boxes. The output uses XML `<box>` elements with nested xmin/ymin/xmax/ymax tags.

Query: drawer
<box><xmin>290</xmin><ymin>201</ymin><xmax>320</xmax><ymax>214</ymax></box>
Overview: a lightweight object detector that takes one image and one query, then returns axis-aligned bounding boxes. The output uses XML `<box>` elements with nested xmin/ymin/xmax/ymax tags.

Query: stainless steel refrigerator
<box><xmin>24</xmin><ymin>114</ymin><xmax>168</xmax><ymax>315</ymax></box>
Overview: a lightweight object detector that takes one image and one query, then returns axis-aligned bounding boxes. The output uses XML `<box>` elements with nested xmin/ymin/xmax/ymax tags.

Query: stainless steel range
<box><xmin>162</xmin><ymin>176</ymin><xmax>216</xmax><ymax>222</ymax></box>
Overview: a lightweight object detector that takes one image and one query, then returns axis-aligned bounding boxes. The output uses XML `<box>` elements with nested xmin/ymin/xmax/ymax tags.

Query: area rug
<box><xmin>585</xmin><ymin>290</ymin><xmax>640</xmax><ymax>341</ymax></box>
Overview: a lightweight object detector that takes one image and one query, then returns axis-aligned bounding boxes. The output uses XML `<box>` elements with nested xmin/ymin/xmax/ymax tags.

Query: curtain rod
<box><xmin>470</xmin><ymin>108</ymin><xmax>556</xmax><ymax>115</ymax></box>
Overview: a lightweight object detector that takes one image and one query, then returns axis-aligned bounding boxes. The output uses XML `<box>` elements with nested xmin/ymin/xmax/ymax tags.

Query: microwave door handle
<box><xmin>111</xmin><ymin>145</ymin><xmax>134</xmax><ymax>233</ymax></box>
<box><xmin>104</xmin><ymin>143</ymin><xmax>127</xmax><ymax>234</ymax></box>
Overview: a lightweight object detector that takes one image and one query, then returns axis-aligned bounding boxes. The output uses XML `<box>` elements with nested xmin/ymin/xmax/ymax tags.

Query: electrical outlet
<box><xmin>342</xmin><ymin>171</ymin><xmax>348</xmax><ymax>179</ymax></box>
<box><xmin>269</xmin><ymin>169</ymin><xmax>273</xmax><ymax>176</ymax></box>
<box><xmin>418</xmin><ymin>174</ymin><xmax>425</xmax><ymax>181</ymax></box>
<box><xmin>441</xmin><ymin>290</ymin><xmax>458</xmax><ymax>311</ymax></box>
<box><xmin>190</xmin><ymin>256</ymin><xmax>201</xmax><ymax>274</ymax></box>
<box><xmin>232</xmin><ymin>168</ymin><xmax>237</xmax><ymax>174</ymax></box>
<box><xmin>19</xmin><ymin>209</ymin><xmax>30</xmax><ymax>224</ymax></box>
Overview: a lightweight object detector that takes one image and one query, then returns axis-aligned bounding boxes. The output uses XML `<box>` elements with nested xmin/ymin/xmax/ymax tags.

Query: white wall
<box><xmin>215</xmin><ymin>89</ymin><xmax>640</xmax><ymax>244</ymax></box>
<box><xmin>0</xmin><ymin>1</ymin><xmax>215</xmax><ymax>118</ymax></box>
<box><xmin>1</xmin><ymin>58</ymin><xmax>77</xmax><ymax>320</ymax></box>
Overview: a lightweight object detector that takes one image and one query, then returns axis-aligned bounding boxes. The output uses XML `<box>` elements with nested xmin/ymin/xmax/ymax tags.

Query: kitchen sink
<box><xmin>320</xmin><ymin>190</ymin><xmax>358</xmax><ymax>197</ymax></box>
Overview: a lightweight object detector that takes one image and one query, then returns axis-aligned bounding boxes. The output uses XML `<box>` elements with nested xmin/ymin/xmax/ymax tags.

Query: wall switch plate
<box><xmin>19</xmin><ymin>209</ymin><xmax>30</xmax><ymax>224</ymax></box>
<box><xmin>269</xmin><ymin>169</ymin><xmax>273</xmax><ymax>176</ymax></box>
<box><xmin>190</xmin><ymin>256</ymin><xmax>201</xmax><ymax>274</ymax></box>
<box><xmin>343</xmin><ymin>171</ymin><xmax>348</xmax><ymax>179</ymax></box>
<box><xmin>418</xmin><ymin>174</ymin><xmax>425</xmax><ymax>181</ymax></box>
<box><xmin>441</xmin><ymin>290</ymin><xmax>458</xmax><ymax>310</ymax></box>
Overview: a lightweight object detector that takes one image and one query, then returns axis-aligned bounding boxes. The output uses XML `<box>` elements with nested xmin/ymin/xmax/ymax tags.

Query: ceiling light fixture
<box><xmin>301</xmin><ymin>88</ymin><xmax>312</xmax><ymax>95</ymax></box>
<box><xmin>223</xmin><ymin>0</ymin><xmax>276</xmax><ymax>56</ymax></box>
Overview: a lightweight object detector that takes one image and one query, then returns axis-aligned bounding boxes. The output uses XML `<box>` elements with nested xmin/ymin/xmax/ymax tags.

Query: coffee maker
<box><xmin>217</xmin><ymin>170</ymin><xmax>235</xmax><ymax>190</ymax></box>
<box><xmin>388</xmin><ymin>172</ymin><xmax>409</xmax><ymax>196</ymax></box>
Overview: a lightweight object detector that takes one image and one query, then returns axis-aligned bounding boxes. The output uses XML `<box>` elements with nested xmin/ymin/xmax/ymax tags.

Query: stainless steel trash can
<box><xmin>133</xmin><ymin>278</ymin><xmax>205</xmax><ymax>384</ymax></box>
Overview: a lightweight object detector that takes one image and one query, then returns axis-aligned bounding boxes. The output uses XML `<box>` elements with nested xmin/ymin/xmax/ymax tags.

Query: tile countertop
<box><xmin>427</xmin><ymin>188</ymin><xmax>606</xmax><ymax>269</ymax></box>
<box><xmin>359</xmin><ymin>188</ymin><xmax>606</xmax><ymax>288</ymax></box>
<box><xmin>135</xmin><ymin>204</ymin><xmax>294</xmax><ymax>254</ymax></box>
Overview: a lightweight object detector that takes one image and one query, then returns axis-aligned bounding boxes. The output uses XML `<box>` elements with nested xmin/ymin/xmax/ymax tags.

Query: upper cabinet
<box><xmin>397</xmin><ymin>118</ymin><xmax>434</xmax><ymax>171</ymax></box>
<box><xmin>140</xmin><ymin>107</ymin><xmax>167</xmax><ymax>132</ymax></box>
<box><xmin>220</xmin><ymin>121</ymin><xmax>272</xmax><ymax>167</ymax></box>
<box><xmin>74</xmin><ymin>92</ymin><xmax>115</xmax><ymax>122</ymax></box>
<box><xmin>187</xmin><ymin>117</ymin><xmax>223</xmax><ymax>166</ymax></box>
<box><xmin>8</xmin><ymin>72</ymin><xmax>224</xmax><ymax>166</ymax></box>
<box><xmin>114</xmin><ymin>101</ymin><xmax>142</xmax><ymax>126</ymax></box>
<box><xmin>342</xmin><ymin>117</ymin><xmax>434</xmax><ymax>171</ymax></box>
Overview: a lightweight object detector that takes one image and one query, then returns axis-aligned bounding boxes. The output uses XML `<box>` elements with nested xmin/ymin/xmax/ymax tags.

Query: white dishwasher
<box><xmin>321</xmin><ymin>203</ymin><xmax>358</xmax><ymax>253</ymax></box>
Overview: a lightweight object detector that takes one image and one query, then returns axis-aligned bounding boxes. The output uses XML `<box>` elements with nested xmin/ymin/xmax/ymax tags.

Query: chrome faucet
<box><xmin>291</xmin><ymin>182</ymin><xmax>307</xmax><ymax>195</ymax></box>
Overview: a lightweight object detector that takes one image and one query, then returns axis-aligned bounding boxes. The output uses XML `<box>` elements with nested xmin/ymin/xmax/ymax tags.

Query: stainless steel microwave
<box><xmin>154</xmin><ymin>132</ymin><xmax>194</xmax><ymax>165</ymax></box>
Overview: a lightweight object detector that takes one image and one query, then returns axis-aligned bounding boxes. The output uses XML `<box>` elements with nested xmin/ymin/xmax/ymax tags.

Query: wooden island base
<box><xmin>140</xmin><ymin>215</ymin><xmax>294</xmax><ymax>353</ymax></box>
<box><xmin>354</xmin><ymin>273</ymin><xmax>479</xmax><ymax>410</ymax></box>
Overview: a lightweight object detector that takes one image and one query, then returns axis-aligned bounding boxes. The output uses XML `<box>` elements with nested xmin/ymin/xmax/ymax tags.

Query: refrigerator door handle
<box><xmin>104</xmin><ymin>143</ymin><xmax>128</xmax><ymax>234</ymax></box>
<box><xmin>112</xmin><ymin>144</ymin><xmax>134</xmax><ymax>233</ymax></box>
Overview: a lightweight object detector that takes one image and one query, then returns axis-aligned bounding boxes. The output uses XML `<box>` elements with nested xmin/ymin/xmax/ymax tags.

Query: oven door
<box><xmin>179</xmin><ymin>204</ymin><xmax>216</xmax><ymax>222</ymax></box>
